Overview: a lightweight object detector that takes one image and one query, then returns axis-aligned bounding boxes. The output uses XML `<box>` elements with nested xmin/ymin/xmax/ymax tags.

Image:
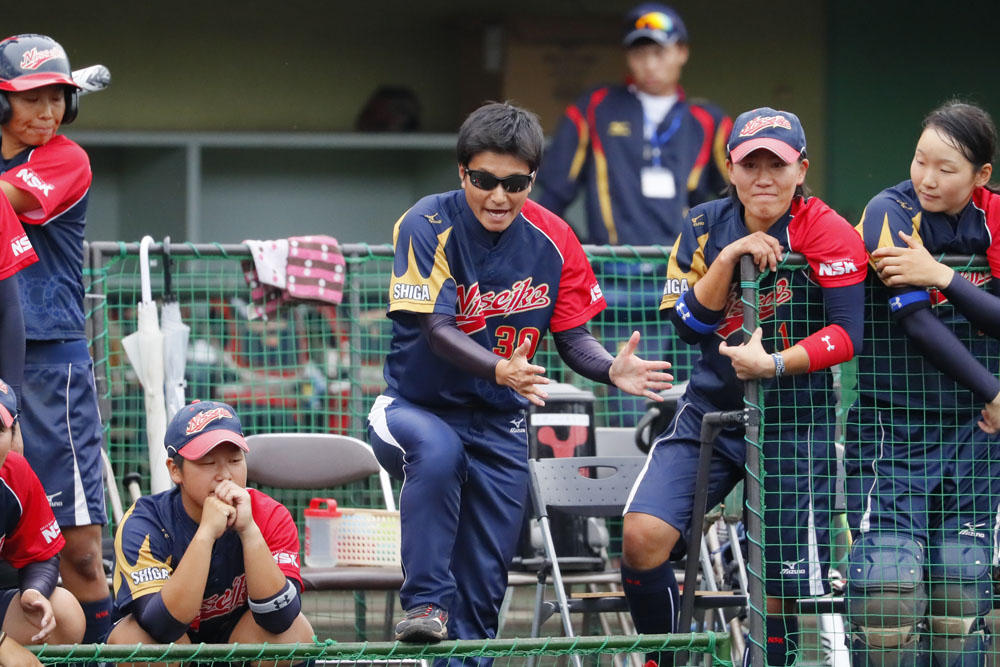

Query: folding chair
<box><xmin>526</xmin><ymin>456</ymin><xmax>653</xmax><ymax>638</ymax></box>
<box><xmin>244</xmin><ymin>433</ymin><xmax>403</xmax><ymax>640</ymax></box>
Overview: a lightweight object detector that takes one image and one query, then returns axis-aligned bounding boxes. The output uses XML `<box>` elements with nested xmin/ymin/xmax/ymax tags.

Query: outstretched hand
<box><xmin>718</xmin><ymin>327</ymin><xmax>775</xmax><ymax>380</ymax></box>
<box><xmin>608</xmin><ymin>331</ymin><xmax>673</xmax><ymax>400</ymax></box>
<box><xmin>495</xmin><ymin>340</ymin><xmax>550</xmax><ymax>406</ymax></box>
<box><xmin>872</xmin><ymin>230</ymin><xmax>953</xmax><ymax>289</ymax></box>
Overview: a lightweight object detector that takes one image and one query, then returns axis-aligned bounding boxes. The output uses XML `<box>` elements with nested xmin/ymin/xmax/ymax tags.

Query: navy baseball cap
<box><xmin>0</xmin><ymin>379</ymin><xmax>15</xmax><ymax>429</ymax></box>
<box><xmin>164</xmin><ymin>400</ymin><xmax>248</xmax><ymax>461</ymax></box>
<box><xmin>623</xmin><ymin>3</ymin><xmax>688</xmax><ymax>47</ymax></box>
<box><xmin>727</xmin><ymin>107</ymin><xmax>807</xmax><ymax>164</ymax></box>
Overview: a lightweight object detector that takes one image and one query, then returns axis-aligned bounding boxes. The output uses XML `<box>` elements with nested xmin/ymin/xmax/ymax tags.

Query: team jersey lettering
<box><xmin>662</xmin><ymin>277</ymin><xmax>691</xmax><ymax>297</ymax></box>
<box><xmin>14</xmin><ymin>168</ymin><xmax>55</xmax><ymax>197</ymax></box>
<box><xmin>455</xmin><ymin>278</ymin><xmax>552</xmax><ymax>333</ymax></box>
<box><xmin>10</xmin><ymin>235</ymin><xmax>33</xmax><ymax>256</ymax></box>
<box><xmin>392</xmin><ymin>283</ymin><xmax>431</xmax><ymax>301</ymax></box>
<box><xmin>738</xmin><ymin>115</ymin><xmax>791</xmax><ymax>137</ymax></box>
<box><xmin>199</xmin><ymin>573</ymin><xmax>247</xmax><ymax>622</ymax></box>
<box><xmin>19</xmin><ymin>46</ymin><xmax>64</xmax><ymax>70</ymax></box>
<box><xmin>40</xmin><ymin>518</ymin><xmax>61</xmax><ymax>543</ymax></box>
<box><xmin>130</xmin><ymin>566</ymin><xmax>170</xmax><ymax>585</ymax></box>
<box><xmin>273</xmin><ymin>551</ymin><xmax>299</xmax><ymax>567</ymax></box>
<box><xmin>716</xmin><ymin>277</ymin><xmax>793</xmax><ymax>339</ymax></box>
<box><xmin>185</xmin><ymin>407</ymin><xmax>232</xmax><ymax>434</ymax></box>
<box><xmin>929</xmin><ymin>270</ymin><xmax>991</xmax><ymax>306</ymax></box>
<box><xmin>817</xmin><ymin>259</ymin><xmax>859</xmax><ymax>276</ymax></box>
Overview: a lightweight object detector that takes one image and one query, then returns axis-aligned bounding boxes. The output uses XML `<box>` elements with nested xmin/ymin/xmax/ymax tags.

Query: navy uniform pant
<box><xmin>368</xmin><ymin>392</ymin><xmax>528</xmax><ymax>663</ymax></box>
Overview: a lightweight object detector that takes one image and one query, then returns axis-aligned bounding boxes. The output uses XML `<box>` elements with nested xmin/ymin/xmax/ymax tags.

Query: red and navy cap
<box><xmin>164</xmin><ymin>400</ymin><xmax>249</xmax><ymax>461</ymax></box>
<box><xmin>0</xmin><ymin>34</ymin><xmax>79</xmax><ymax>92</ymax></box>
<box><xmin>727</xmin><ymin>107</ymin><xmax>807</xmax><ymax>164</ymax></box>
<box><xmin>0</xmin><ymin>379</ymin><xmax>15</xmax><ymax>429</ymax></box>
<box><xmin>623</xmin><ymin>3</ymin><xmax>688</xmax><ymax>47</ymax></box>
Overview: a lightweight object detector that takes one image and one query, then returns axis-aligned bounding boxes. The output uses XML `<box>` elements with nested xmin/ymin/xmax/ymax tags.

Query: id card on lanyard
<box><xmin>641</xmin><ymin>112</ymin><xmax>682</xmax><ymax>200</ymax></box>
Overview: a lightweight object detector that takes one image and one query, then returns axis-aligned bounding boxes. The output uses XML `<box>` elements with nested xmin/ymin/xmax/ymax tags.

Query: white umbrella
<box><xmin>160</xmin><ymin>237</ymin><xmax>189</xmax><ymax>422</ymax></box>
<box><xmin>121</xmin><ymin>236</ymin><xmax>171</xmax><ymax>494</ymax></box>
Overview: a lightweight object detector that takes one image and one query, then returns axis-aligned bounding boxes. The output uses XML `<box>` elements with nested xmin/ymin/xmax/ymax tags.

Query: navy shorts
<box><xmin>844</xmin><ymin>398</ymin><xmax>999</xmax><ymax>542</ymax></box>
<box><xmin>626</xmin><ymin>395</ymin><xmax>833</xmax><ymax>598</ymax></box>
<box><xmin>21</xmin><ymin>339</ymin><xmax>107</xmax><ymax>527</ymax></box>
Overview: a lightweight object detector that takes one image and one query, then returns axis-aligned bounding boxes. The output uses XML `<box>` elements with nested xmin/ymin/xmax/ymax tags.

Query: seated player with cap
<box><xmin>0</xmin><ymin>377</ymin><xmax>85</xmax><ymax>659</ymax></box>
<box><xmin>108</xmin><ymin>400</ymin><xmax>313</xmax><ymax>664</ymax></box>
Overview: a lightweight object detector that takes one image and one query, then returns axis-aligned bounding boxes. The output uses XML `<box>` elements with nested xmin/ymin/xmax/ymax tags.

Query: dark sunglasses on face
<box><xmin>464</xmin><ymin>167</ymin><xmax>535</xmax><ymax>193</ymax></box>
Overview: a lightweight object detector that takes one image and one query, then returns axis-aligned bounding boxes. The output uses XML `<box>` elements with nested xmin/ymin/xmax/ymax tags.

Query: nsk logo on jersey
<box><xmin>14</xmin><ymin>168</ymin><xmax>55</xmax><ymax>197</ymax></box>
<box><xmin>817</xmin><ymin>259</ymin><xmax>860</xmax><ymax>277</ymax></box>
<box><xmin>41</xmin><ymin>518</ymin><xmax>62</xmax><ymax>544</ymax></box>
<box><xmin>738</xmin><ymin>115</ymin><xmax>792</xmax><ymax>137</ymax></box>
<box><xmin>19</xmin><ymin>46</ymin><xmax>65</xmax><ymax>70</ymax></box>
<box><xmin>10</xmin><ymin>235</ymin><xmax>32</xmax><ymax>257</ymax></box>
<box><xmin>455</xmin><ymin>278</ymin><xmax>552</xmax><ymax>334</ymax></box>
<box><xmin>185</xmin><ymin>407</ymin><xmax>233</xmax><ymax>435</ymax></box>
<box><xmin>716</xmin><ymin>278</ymin><xmax>793</xmax><ymax>339</ymax></box>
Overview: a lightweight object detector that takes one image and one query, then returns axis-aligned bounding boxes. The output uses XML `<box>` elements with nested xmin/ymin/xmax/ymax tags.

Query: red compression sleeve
<box><xmin>797</xmin><ymin>324</ymin><xmax>853</xmax><ymax>373</ymax></box>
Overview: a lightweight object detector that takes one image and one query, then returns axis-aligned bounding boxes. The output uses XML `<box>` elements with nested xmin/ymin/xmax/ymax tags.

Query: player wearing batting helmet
<box><xmin>367</xmin><ymin>101</ymin><xmax>672</xmax><ymax>661</ymax></box>
<box><xmin>846</xmin><ymin>101</ymin><xmax>1000</xmax><ymax>667</ymax></box>
<box><xmin>0</xmin><ymin>33</ymin><xmax>113</xmax><ymax>647</ymax></box>
<box><xmin>621</xmin><ymin>108</ymin><xmax>867</xmax><ymax>667</ymax></box>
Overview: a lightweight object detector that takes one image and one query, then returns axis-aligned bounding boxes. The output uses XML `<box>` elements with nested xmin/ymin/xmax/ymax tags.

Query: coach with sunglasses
<box><xmin>367</xmin><ymin>101</ymin><xmax>673</xmax><ymax>659</ymax></box>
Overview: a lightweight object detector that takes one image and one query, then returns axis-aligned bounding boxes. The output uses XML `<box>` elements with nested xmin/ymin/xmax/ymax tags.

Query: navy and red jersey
<box><xmin>384</xmin><ymin>192</ymin><xmax>606</xmax><ymax>411</ymax></box>
<box><xmin>0</xmin><ymin>135</ymin><xmax>91</xmax><ymax>340</ymax></box>
<box><xmin>112</xmin><ymin>487</ymin><xmax>302</xmax><ymax>634</ymax></box>
<box><xmin>661</xmin><ymin>195</ymin><xmax>867</xmax><ymax>415</ymax></box>
<box><xmin>0</xmin><ymin>451</ymin><xmax>65</xmax><ymax>568</ymax></box>
<box><xmin>537</xmin><ymin>84</ymin><xmax>731</xmax><ymax>246</ymax></box>
<box><xmin>856</xmin><ymin>181</ymin><xmax>1000</xmax><ymax>412</ymax></box>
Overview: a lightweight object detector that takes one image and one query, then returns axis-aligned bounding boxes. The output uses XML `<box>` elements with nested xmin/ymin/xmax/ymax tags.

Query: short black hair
<box><xmin>456</xmin><ymin>101</ymin><xmax>545</xmax><ymax>173</ymax></box>
<box><xmin>923</xmin><ymin>100</ymin><xmax>997</xmax><ymax>171</ymax></box>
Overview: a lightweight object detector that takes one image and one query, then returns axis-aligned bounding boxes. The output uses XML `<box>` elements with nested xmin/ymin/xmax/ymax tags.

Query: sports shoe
<box><xmin>394</xmin><ymin>603</ymin><xmax>449</xmax><ymax>643</ymax></box>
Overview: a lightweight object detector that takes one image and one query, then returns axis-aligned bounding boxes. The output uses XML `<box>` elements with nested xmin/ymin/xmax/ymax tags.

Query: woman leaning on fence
<box><xmin>845</xmin><ymin>101</ymin><xmax>1000</xmax><ymax>667</ymax></box>
<box><xmin>620</xmin><ymin>107</ymin><xmax>868</xmax><ymax>667</ymax></box>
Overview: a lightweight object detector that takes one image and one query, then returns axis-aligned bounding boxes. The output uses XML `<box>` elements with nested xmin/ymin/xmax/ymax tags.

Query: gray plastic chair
<box><xmin>244</xmin><ymin>433</ymin><xmax>403</xmax><ymax>638</ymax></box>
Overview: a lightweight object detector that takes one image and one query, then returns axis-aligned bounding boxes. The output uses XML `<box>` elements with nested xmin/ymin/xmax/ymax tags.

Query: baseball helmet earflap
<box><xmin>0</xmin><ymin>34</ymin><xmax>81</xmax><ymax>125</ymax></box>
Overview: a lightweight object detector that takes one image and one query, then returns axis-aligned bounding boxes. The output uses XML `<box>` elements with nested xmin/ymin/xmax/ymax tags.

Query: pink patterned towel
<box><xmin>242</xmin><ymin>235</ymin><xmax>346</xmax><ymax>320</ymax></box>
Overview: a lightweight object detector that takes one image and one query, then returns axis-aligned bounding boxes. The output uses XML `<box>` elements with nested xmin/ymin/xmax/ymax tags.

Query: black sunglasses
<box><xmin>464</xmin><ymin>167</ymin><xmax>535</xmax><ymax>193</ymax></box>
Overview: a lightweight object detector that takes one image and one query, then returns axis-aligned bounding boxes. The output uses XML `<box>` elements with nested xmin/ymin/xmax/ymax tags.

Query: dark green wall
<box><xmin>826</xmin><ymin>0</ymin><xmax>1000</xmax><ymax>222</ymax></box>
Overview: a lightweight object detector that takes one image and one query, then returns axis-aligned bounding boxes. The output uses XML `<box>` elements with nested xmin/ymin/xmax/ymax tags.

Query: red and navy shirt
<box><xmin>0</xmin><ymin>135</ymin><xmax>91</xmax><ymax>340</ymax></box>
<box><xmin>384</xmin><ymin>192</ymin><xmax>606</xmax><ymax>411</ymax></box>
<box><xmin>662</xmin><ymin>195</ymin><xmax>867</xmax><ymax>415</ymax></box>
<box><xmin>112</xmin><ymin>487</ymin><xmax>302</xmax><ymax>635</ymax></box>
<box><xmin>856</xmin><ymin>181</ymin><xmax>1000</xmax><ymax>411</ymax></box>
<box><xmin>0</xmin><ymin>195</ymin><xmax>36</xmax><ymax>280</ymax></box>
<box><xmin>0</xmin><ymin>451</ymin><xmax>65</xmax><ymax>568</ymax></box>
<box><xmin>537</xmin><ymin>85</ymin><xmax>731</xmax><ymax>246</ymax></box>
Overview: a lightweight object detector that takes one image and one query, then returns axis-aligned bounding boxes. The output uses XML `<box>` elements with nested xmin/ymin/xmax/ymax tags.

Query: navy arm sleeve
<box><xmin>552</xmin><ymin>325</ymin><xmax>613</xmax><ymax>385</ymax></box>
<box><xmin>897</xmin><ymin>303</ymin><xmax>1000</xmax><ymax>402</ymax></box>
<box><xmin>0</xmin><ymin>276</ymin><xmax>24</xmax><ymax>399</ymax></box>
<box><xmin>823</xmin><ymin>282</ymin><xmax>865</xmax><ymax>351</ymax></box>
<box><xmin>18</xmin><ymin>555</ymin><xmax>59</xmax><ymax>599</ymax></box>
<box><xmin>939</xmin><ymin>274</ymin><xmax>1000</xmax><ymax>338</ymax></box>
<box><xmin>131</xmin><ymin>592</ymin><xmax>190</xmax><ymax>643</ymax></box>
<box><xmin>418</xmin><ymin>312</ymin><xmax>500</xmax><ymax>381</ymax></box>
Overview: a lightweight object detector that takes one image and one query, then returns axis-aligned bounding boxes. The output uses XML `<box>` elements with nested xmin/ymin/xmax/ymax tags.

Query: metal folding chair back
<box><xmin>527</xmin><ymin>455</ymin><xmax>646</xmax><ymax>650</ymax></box>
